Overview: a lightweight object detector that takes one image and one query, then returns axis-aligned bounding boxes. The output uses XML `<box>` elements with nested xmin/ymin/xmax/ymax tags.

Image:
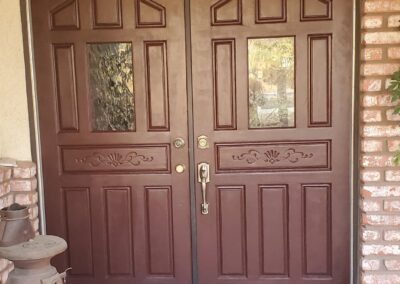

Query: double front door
<box><xmin>31</xmin><ymin>0</ymin><xmax>353</xmax><ymax>283</ymax></box>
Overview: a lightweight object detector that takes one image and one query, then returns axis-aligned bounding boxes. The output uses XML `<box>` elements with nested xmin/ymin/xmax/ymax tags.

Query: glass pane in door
<box><xmin>88</xmin><ymin>42</ymin><xmax>135</xmax><ymax>132</ymax></box>
<box><xmin>248</xmin><ymin>37</ymin><xmax>295</xmax><ymax>129</ymax></box>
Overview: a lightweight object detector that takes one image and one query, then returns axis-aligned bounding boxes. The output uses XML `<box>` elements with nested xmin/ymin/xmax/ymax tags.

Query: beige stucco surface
<box><xmin>0</xmin><ymin>0</ymin><xmax>31</xmax><ymax>160</ymax></box>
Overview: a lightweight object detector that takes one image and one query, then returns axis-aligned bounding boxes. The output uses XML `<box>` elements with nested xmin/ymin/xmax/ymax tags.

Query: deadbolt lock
<box><xmin>173</xmin><ymin>137</ymin><xmax>185</xmax><ymax>149</ymax></box>
<box><xmin>197</xmin><ymin>135</ymin><xmax>209</xmax><ymax>150</ymax></box>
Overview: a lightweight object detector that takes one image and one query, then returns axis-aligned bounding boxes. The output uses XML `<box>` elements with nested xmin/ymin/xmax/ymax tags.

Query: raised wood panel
<box><xmin>211</xmin><ymin>0</ymin><xmax>242</xmax><ymax>26</ymax></box>
<box><xmin>135</xmin><ymin>0</ymin><xmax>166</xmax><ymax>28</ymax></box>
<box><xmin>301</xmin><ymin>0</ymin><xmax>332</xmax><ymax>21</ymax></box>
<box><xmin>50</xmin><ymin>0</ymin><xmax>80</xmax><ymax>30</ymax></box>
<box><xmin>212</xmin><ymin>39</ymin><xmax>237</xmax><ymax>130</ymax></box>
<box><xmin>308</xmin><ymin>34</ymin><xmax>332</xmax><ymax>127</ymax></box>
<box><xmin>216</xmin><ymin>140</ymin><xmax>331</xmax><ymax>173</ymax></box>
<box><xmin>255</xmin><ymin>0</ymin><xmax>286</xmax><ymax>24</ymax></box>
<box><xmin>92</xmin><ymin>0</ymin><xmax>122</xmax><ymax>29</ymax></box>
<box><xmin>145</xmin><ymin>186</ymin><xmax>174</xmax><ymax>276</ymax></box>
<box><xmin>217</xmin><ymin>186</ymin><xmax>247</xmax><ymax>276</ymax></box>
<box><xmin>60</xmin><ymin>144</ymin><xmax>170</xmax><ymax>174</ymax></box>
<box><xmin>63</xmin><ymin>188</ymin><xmax>94</xmax><ymax>276</ymax></box>
<box><xmin>259</xmin><ymin>185</ymin><xmax>288</xmax><ymax>276</ymax></box>
<box><xmin>52</xmin><ymin>43</ymin><xmax>79</xmax><ymax>133</ymax></box>
<box><xmin>302</xmin><ymin>184</ymin><xmax>332</xmax><ymax>277</ymax></box>
<box><xmin>144</xmin><ymin>41</ymin><xmax>170</xmax><ymax>131</ymax></box>
<box><xmin>104</xmin><ymin>187</ymin><xmax>134</xmax><ymax>276</ymax></box>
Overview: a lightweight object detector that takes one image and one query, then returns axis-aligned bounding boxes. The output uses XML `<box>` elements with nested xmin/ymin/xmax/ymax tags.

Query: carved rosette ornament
<box><xmin>75</xmin><ymin>151</ymin><xmax>154</xmax><ymax>168</ymax></box>
<box><xmin>232</xmin><ymin>148</ymin><xmax>314</xmax><ymax>165</ymax></box>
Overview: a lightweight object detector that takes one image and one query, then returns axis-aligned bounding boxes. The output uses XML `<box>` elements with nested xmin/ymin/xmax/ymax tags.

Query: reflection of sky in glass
<box><xmin>248</xmin><ymin>37</ymin><xmax>295</xmax><ymax>128</ymax></box>
<box><xmin>88</xmin><ymin>43</ymin><xmax>135</xmax><ymax>132</ymax></box>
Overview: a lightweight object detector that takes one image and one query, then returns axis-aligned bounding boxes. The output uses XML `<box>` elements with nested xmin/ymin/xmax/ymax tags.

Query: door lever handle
<box><xmin>198</xmin><ymin>163</ymin><xmax>210</xmax><ymax>215</ymax></box>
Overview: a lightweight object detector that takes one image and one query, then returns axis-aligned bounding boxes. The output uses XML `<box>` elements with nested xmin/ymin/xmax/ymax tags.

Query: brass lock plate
<box><xmin>197</xmin><ymin>135</ymin><xmax>209</xmax><ymax>149</ymax></box>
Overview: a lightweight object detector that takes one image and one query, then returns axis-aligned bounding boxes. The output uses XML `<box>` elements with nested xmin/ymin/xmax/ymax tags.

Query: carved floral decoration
<box><xmin>75</xmin><ymin>151</ymin><xmax>154</xmax><ymax>168</ymax></box>
<box><xmin>232</xmin><ymin>148</ymin><xmax>314</xmax><ymax>165</ymax></box>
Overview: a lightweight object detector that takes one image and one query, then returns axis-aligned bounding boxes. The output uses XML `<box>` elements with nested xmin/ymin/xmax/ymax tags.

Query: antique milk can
<box><xmin>0</xmin><ymin>204</ymin><xmax>68</xmax><ymax>283</ymax></box>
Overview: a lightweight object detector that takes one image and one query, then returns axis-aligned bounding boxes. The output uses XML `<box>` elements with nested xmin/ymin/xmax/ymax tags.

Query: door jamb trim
<box><xmin>351</xmin><ymin>0</ymin><xmax>361</xmax><ymax>283</ymax></box>
<box><xmin>20</xmin><ymin>0</ymin><xmax>46</xmax><ymax>234</ymax></box>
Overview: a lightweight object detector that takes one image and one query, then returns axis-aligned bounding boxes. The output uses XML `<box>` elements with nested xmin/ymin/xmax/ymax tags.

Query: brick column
<box><xmin>361</xmin><ymin>0</ymin><xmax>400</xmax><ymax>283</ymax></box>
<box><xmin>0</xmin><ymin>162</ymin><xmax>38</xmax><ymax>283</ymax></box>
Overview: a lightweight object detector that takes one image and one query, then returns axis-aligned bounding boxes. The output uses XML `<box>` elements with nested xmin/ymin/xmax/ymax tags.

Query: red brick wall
<box><xmin>0</xmin><ymin>162</ymin><xmax>38</xmax><ymax>283</ymax></box>
<box><xmin>361</xmin><ymin>0</ymin><xmax>400</xmax><ymax>283</ymax></box>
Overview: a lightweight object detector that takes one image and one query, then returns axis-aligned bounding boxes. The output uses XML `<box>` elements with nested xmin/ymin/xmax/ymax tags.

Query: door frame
<box><xmin>20</xmin><ymin>0</ymin><xmax>361</xmax><ymax>282</ymax></box>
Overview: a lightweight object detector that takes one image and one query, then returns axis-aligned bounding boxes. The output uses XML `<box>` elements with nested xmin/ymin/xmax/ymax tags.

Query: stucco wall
<box><xmin>0</xmin><ymin>0</ymin><xmax>31</xmax><ymax>161</ymax></box>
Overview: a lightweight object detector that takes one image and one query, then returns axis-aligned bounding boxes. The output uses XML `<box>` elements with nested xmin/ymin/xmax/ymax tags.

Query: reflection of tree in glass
<box><xmin>89</xmin><ymin>43</ymin><xmax>135</xmax><ymax>131</ymax></box>
<box><xmin>248</xmin><ymin>38</ymin><xmax>295</xmax><ymax>128</ymax></box>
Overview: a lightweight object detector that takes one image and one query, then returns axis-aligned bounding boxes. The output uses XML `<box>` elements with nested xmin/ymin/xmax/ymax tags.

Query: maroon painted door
<box><xmin>32</xmin><ymin>0</ymin><xmax>353</xmax><ymax>283</ymax></box>
<box><xmin>191</xmin><ymin>0</ymin><xmax>353</xmax><ymax>283</ymax></box>
<box><xmin>32</xmin><ymin>0</ymin><xmax>191</xmax><ymax>283</ymax></box>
